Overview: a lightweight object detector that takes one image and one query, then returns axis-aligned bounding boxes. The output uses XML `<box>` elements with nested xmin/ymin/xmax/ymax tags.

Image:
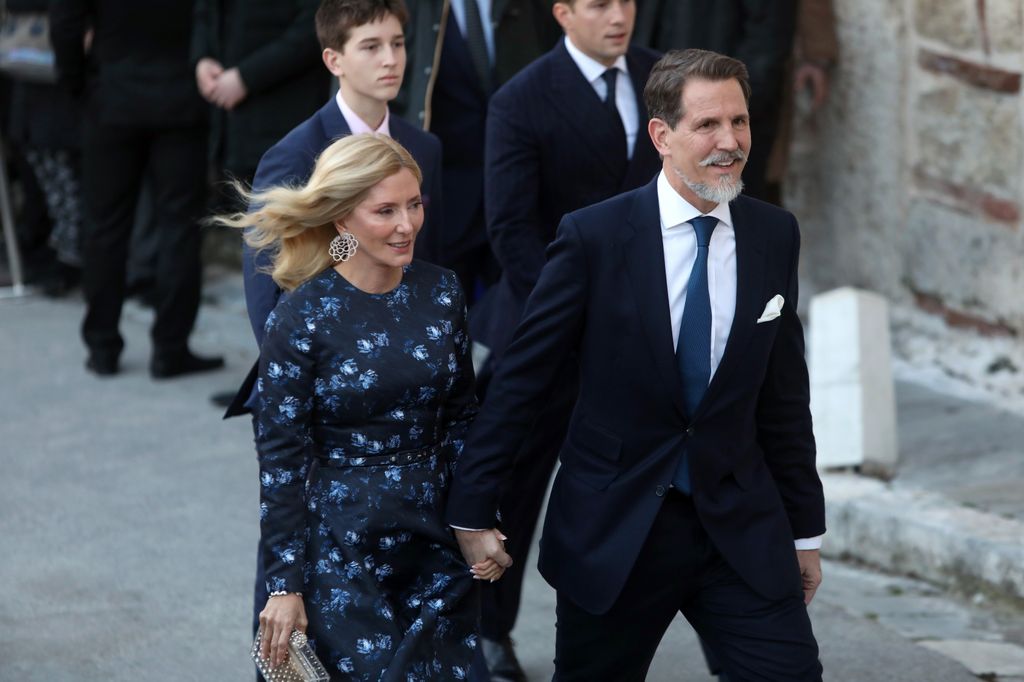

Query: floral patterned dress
<box><xmin>255</xmin><ymin>262</ymin><xmax>479</xmax><ymax>681</ymax></box>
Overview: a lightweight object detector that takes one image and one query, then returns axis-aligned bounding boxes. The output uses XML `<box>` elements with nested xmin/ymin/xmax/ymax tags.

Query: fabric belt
<box><xmin>315</xmin><ymin>442</ymin><xmax>443</xmax><ymax>469</ymax></box>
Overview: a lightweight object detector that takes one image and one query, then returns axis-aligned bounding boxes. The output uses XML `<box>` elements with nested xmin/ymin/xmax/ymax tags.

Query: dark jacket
<box><xmin>447</xmin><ymin>180</ymin><xmax>824</xmax><ymax>613</ymax></box>
<box><xmin>190</xmin><ymin>0</ymin><xmax>330</xmax><ymax>174</ymax></box>
<box><xmin>394</xmin><ymin>0</ymin><xmax>561</xmax><ymax>130</ymax></box>
<box><xmin>633</xmin><ymin>0</ymin><xmax>798</xmax><ymax>198</ymax></box>
<box><xmin>471</xmin><ymin>41</ymin><xmax>663</xmax><ymax>359</ymax></box>
<box><xmin>51</xmin><ymin>0</ymin><xmax>207</xmax><ymax>128</ymax></box>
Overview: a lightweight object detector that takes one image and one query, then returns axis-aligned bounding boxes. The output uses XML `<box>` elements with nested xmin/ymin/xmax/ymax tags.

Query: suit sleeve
<box><xmin>484</xmin><ymin>85</ymin><xmax>553</xmax><ymax>300</ymax></box>
<box><xmin>190</xmin><ymin>0</ymin><xmax>214</xmax><ymax>67</ymax></box>
<box><xmin>446</xmin><ymin>214</ymin><xmax>588</xmax><ymax>528</ymax></box>
<box><xmin>49</xmin><ymin>0</ymin><xmax>91</xmax><ymax>96</ymax></box>
<box><xmin>235</xmin><ymin>0</ymin><xmax>322</xmax><ymax>97</ymax></box>
<box><xmin>755</xmin><ymin>217</ymin><xmax>825</xmax><ymax>539</ymax></box>
<box><xmin>255</xmin><ymin>301</ymin><xmax>315</xmax><ymax>594</ymax></box>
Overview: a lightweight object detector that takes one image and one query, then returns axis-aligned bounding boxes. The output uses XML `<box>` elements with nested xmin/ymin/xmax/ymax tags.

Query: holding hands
<box><xmin>455</xmin><ymin>528</ymin><xmax>513</xmax><ymax>582</ymax></box>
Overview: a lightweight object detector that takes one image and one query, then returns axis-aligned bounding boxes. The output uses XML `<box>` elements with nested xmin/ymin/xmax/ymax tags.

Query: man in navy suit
<box><xmin>225</xmin><ymin>0</ymin><xmax>444</xmax><ymax>642</ymax></box>
<box><xmin>463</xmin><ymin>1</ymin><xmax>662</xmax><ymax>677</ymax></box>
<box><xmin>449</xmin><ymin>49</ymin><xmax>824</xmax><ymax>680</ymax></box>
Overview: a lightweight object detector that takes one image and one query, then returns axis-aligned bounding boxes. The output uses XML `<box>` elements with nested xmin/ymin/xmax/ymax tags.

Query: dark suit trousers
<box><xmin>479</xmin><ymin>359</ymin><xmax>578</xmax><ymax>640</ymax></box>
<box><xmin>80</xmin><ymin>113</ymin><xmax>206</xmax><ymax>357</ymax></box>
<box><xmin>553</xmin><ymin>491</ymin><xmax>822</xmax><ymax>682</ymax></box>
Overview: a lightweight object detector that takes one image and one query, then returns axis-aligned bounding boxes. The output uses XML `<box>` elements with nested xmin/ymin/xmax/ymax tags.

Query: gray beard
<box><xmin>672</xmin><ymin>165</ymin><xmax>744</xmax><ymax>206</ymax></box>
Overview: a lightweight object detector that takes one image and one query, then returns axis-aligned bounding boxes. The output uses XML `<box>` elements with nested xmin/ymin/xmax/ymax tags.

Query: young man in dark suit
<box><xmin>463</xmin><ymin>1</ymin><xmax>662</xmax><ymax>677</ymax></box>
<box><xmin>450</xmin><ymin>49</ymin><xmax>825</xmax><ymax>680</ymax></box>
<box><xmin>224</xmin><ymin>0</ymin><xmax>445</xmax><ymax>644</ymax></box>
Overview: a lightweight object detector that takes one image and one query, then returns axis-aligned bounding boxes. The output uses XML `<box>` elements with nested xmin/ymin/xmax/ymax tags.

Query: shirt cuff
<box><xmin>794</xmin><ymin>535</ymin><xmax>824</xmax><ymax>550</ymax></box>
<box><xmin>450</xmin><ymin>525</ymin><xmax>487</xmax><ymax>532</ymax></box>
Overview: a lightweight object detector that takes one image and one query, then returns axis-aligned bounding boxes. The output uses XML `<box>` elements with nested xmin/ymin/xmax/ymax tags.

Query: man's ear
<box><xmin>552</xmin><ymin>2</ymin><xmax>572</xmax><ymax>31</ymax></box>
<box><xmin>648</xmin><ymin>117</ymin><xmax>670</xmax><ymax>156</ymax></box>
<box><xmin>322</xmin><ymin>48</ymin><xmax>344</xmax><ymax>78</ymax></box>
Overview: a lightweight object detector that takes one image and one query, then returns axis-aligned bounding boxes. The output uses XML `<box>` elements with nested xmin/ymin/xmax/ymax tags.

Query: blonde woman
<box><xmin>218</xmin><ymin>134</ymin><xmax>503</xmax><ymax>679</ymax></box>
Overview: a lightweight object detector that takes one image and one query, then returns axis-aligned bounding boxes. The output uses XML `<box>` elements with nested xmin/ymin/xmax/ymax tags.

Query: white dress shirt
<box><xmin>563</xmin><ymin>36</ymin><xmax>639</xmax><ymax>158</ymax></box>
<box><xmin>336</xmin><ymin>90</ymin><xmax>391</xmax><ymax>136</ymax></box>
<box><xmin>450</xmin><ymin>0</ymin><xmax>496</xmax><ymax>64</ymax></box>
<box><xmin>657</xmin><ymin>171</ymin><xmax>822</xmax><ymax>551</ymax></box>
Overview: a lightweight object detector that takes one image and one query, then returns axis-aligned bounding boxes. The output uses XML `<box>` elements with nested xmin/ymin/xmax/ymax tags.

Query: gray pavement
<box><xmin>2</xmin><ymin>270</ymin><xmax>1022</xmax><ymax>680</ymax></box>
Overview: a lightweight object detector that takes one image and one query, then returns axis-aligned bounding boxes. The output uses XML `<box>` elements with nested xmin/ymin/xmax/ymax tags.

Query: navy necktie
<box><xmin>462</xmin><ymin>0</ymin><xmax>493</xmax><ymax>93</ymax></box>
<box><xmin>601</xmin><ymin>68</ymin><xmax>620</xmax><ymax>116</ymax></box>
<box><xmin>672</xmin><ymin>215</ymin><xmax>718</xmax><ymax>494</ymax></box>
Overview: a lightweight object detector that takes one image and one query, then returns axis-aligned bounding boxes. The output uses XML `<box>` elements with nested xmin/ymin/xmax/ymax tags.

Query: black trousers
<box><xmin>553</xmin><ymin>491</ymin><xmax>822</xmax><ymax>682</ymax></box>
<box><xmin>478</xmin><ymin>359</ymin><xmax>578</xmax><ymax>640</ymax></box>
<box><xmin>80</xmin><ymin>114</ymin><xmax>207</xmax><ymax>358</ymax></box>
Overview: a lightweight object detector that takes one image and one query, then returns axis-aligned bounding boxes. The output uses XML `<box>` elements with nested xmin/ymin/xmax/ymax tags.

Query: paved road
<box><xmin>0</xmin><ymin>273</ymin><xmax>1010</xmax><ymax>680</ymax></box>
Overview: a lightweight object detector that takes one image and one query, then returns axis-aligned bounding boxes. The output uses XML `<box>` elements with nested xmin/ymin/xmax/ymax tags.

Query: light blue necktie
<box><xmin>672</xmin><ymin>216</ymin><xmax>718</xmax><ymax>494</ymax></box>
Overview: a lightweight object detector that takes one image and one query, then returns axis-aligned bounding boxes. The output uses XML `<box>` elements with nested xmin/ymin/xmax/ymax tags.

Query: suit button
<box><xmin>424</xmin><ymin>66</ymin><xmax>432</xmax><ymax>76</ymax></box>
<box><xmin>432</xmin><ymin>22</ymin><xmax>440</xmax><ymax>31</ymax></box>
<box><xmin>686</xmin><ymin>426</ymin><xmax>695</xmax><ymax>436</ymax></box>
<box><xmin>655</xmin><ymin>485</ymin><xmax>666</xmax><ymax>497</ymax></box>
<box><xmin>418</xmin><ymin>111</ymin><xmax>425</xmax><ymax>121</ymax></box>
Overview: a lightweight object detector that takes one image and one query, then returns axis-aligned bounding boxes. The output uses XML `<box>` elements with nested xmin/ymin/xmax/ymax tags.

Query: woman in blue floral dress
<box><xmin>221</xmin><ymin>134</ymin><xmax>505</xmax><ymax>680</ymax></box>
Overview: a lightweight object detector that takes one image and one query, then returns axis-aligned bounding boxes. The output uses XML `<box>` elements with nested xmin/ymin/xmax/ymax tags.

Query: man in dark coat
<box><xmin>449</xmin><ymin>48</ymin><xmax>824</xmax><ymax>681</ymax></box>
<box><xmin>51</xmin><ymin>0</ymin><xmax>223</xmax><ymax>378</ymax></box>
<box><xmin>393</xmin><ymin>0</ymin><xmax>560</xmax><ymax>301</ymax></box>
<box><xmin>633</xmin><ymin>0</ymin><xmax>797</xmax><ymax>200</ymax></box>
<box><xmin>191</xmin><ymin>0</ymin><xmax>331</xmax><ymax>183</ymax></box>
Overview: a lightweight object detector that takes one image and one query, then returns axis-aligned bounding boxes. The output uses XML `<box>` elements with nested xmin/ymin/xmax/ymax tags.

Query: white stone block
<box><xmin>809</xmin><ymin>287</ymin><xmax>899</xmax><ymax>472</ymax></box>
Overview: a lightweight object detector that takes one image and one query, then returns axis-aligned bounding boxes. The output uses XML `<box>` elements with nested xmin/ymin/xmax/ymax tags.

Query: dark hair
<box><xmin>644</xmin><ymin>49</ymin><xmax>751</xmax><ymax>129</ymax></box>
<box><xmin>315</xmin><ymin>0</ymin><xmax>409</xmax><ymax>52</ymax></box>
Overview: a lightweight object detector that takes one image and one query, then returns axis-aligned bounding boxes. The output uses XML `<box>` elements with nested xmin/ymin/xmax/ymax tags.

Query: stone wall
<box><xmin>786</xmin><ymin>0</ymin><xmax>1024</xmax><ymax>338</ymax></box>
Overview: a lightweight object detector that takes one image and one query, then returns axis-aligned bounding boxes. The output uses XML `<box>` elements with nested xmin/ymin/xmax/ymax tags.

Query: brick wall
<box><xmin>785</xmin><ymin>0</ymin><xmax>1023</xmax><ymax>338</ymax></box>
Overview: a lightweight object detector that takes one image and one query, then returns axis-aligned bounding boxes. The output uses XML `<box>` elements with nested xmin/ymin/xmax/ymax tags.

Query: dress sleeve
<box><xmin>255</xmin><ymin>300</ymin><xmax>316</xmax><ymax>594</ymax></box>
<box><xmin>441</xmin><ymin>280</ymin><xmax>479</xmax><ymax>470</ymax></box>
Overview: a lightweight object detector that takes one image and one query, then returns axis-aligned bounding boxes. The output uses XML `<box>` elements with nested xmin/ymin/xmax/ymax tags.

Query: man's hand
<box><xmin>455</xmin><ymin>528</ymin><xmax>513</xmax><ymax>581</ymax></box>
<box><xmin>797</xmin><ymin>549</ymin><xmax>822</xmax><ymax>605</ymax></box>
<box><xmin>209</xmin><ymin>66</ymin><xmax>248</xmax><ymax>110</ymax></box>
<box><xmin>195</xmin><ymin>57</ymin><xmax>224</xmax><ymax>102</ymax></box>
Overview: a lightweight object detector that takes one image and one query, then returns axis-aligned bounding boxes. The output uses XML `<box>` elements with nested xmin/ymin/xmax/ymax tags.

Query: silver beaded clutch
<box><xmin>251</xmin><ymin>629</ymin><xmax>330</xmax><ymax>682</ymax></box>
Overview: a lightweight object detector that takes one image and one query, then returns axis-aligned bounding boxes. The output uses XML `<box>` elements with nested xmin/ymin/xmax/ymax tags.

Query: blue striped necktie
<box><xmin>672</xmin><ymin>215</ymin><xmax>718</xmax><ymax>494</ymax></box>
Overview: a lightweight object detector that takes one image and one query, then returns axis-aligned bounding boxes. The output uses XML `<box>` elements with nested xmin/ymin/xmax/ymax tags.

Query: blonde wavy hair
<box><xmin>213</xmin><ymin>134</ymin><xmax>423</xmax><ymax>291</ymax></box>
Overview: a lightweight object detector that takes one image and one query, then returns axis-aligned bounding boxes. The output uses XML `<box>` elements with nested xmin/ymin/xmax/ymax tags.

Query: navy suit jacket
<box><xmin>447</xmin><ymin>178</ymin><xmax>825</xmax><ymax>614</ymax></box>
<box><xmin>471</xmin><ymin>40</ymin><xmax>662</xmax><ymax>359</ymax></box>
<box><xmin>224</xmin><ymin>98</ymin><xmax>444</xmax><ymax>417</ymax></box>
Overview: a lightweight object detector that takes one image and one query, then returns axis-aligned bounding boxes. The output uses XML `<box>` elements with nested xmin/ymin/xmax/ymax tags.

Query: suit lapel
<box><xmin>623</xmin><ymin>178</ymin><xmax>688</xmax><ymax>417</ymax></box>
<box><xmin>546</xmin><ymin>43</ymin><xmax>629</xmax><ymax>178</ymax></box>
<box><xmin>316</xmin><ymin>98</ymin><xmax>352</xmax><ymax>143</ymax></box>
<box><xmin>696</xmin><ymin>196</ymin><xmax>767</xmax><ymax>417</ymax></box>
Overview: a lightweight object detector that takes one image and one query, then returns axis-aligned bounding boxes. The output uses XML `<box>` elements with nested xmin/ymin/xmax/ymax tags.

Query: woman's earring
<box><xmin>329</xmin><ymin>232</ymin><xmax>358</xmax><ymax>262</ymax></box>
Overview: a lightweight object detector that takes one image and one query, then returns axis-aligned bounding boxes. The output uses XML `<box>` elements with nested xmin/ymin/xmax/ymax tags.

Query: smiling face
<box><xmin>554</xmin><ymin>0</ymin><xmax>635</xmax><ymax>67</ymax></box>
<box><xmin>323</xmin><ymin>13</ymin><xmax>406</xmax><ymax>108</ymax></box>
<box><xmin>648</xmin><ymin>77</ymin><xmax>751</xmax><ymax>213</ymax></box>
<box><xmin>335</xmin><ymin>168</ymin><xmax>423</xmax><ymax>274</ymax></box>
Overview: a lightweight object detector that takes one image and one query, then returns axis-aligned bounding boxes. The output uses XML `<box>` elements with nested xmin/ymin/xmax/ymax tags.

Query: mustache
<box><xmin>699</xmin><ymin>150</ymin><xmax>747</xmax><ymax>167</ymax></box>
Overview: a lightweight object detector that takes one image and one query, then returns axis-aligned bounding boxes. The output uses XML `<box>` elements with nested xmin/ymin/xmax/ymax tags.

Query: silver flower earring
<box><xmin>329</xmin><ymin>232</ymin><xmax>358</xmax><ymax>262</ymax></box>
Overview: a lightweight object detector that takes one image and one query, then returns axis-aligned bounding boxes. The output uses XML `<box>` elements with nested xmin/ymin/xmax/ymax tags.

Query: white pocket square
<box><xmin>756</xmin><ymin>294</ymin><xmax>785</xmax><ymax>323</ymax></box>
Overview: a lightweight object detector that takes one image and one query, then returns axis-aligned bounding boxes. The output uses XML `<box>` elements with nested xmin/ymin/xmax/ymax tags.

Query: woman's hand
<box><xmin>471</xmin><ymin>557</ymin><xmax>506</xmax><ymax>582</ymax></box>
<box><xmin>258</xmin><ymin>593</ymin><xmax>308</xmax><ymax>667</ymax></box>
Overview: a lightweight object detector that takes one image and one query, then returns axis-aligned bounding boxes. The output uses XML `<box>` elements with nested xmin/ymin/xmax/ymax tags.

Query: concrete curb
<box><xmin>821</xmin><ymin>473</ymin><xmax>1024</xmax><ymax>603</ymax></box>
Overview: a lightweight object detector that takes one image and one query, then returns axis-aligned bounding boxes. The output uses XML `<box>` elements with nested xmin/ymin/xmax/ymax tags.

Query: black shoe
<box><xmin>85</xmin><ymin>352</ymin><xmax>119</xmax><ymax>376</ymax></box>
<box><xmin>209</xmin><ymin>390</ymin><xmax>236</xmax><ymax>408</ymax></box>
<box><xmin>150</xmin><ymin>350</ymin><xmax>224</xmax><ymax>379</ymax></box>
<box><xmin>480</xmin><ymin>636</ymin><xmax>527</xmax><ymax>682</ymax></box>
